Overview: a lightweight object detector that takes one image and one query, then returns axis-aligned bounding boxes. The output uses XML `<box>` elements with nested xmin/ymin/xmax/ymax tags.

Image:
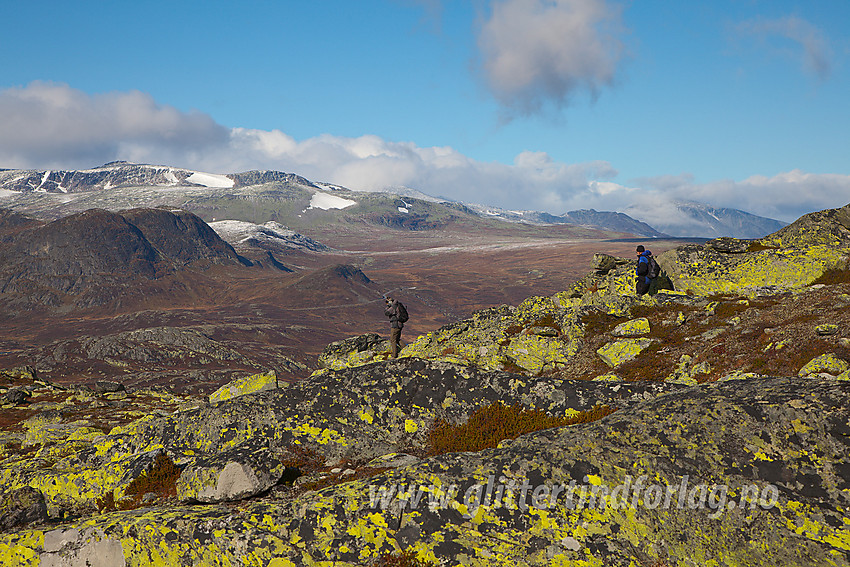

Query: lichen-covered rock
<box><xmin>705</xmin><ymin>236</ymin><xmax>751</xmax><ymax>253</ymax></box>
<box><xmin>816</xmin><ymin>324</ymin><xmax>840</xmax><ymax>336</ymax></box>
<box><xmin>611</xmin><ymin>317</ymin><xmax>650</xmax><ymax>337</ymax></box>
<box><xmin>317</xmin><ymin>333</ymin><xmax>391</xmax><ymax>371</ymax></box>
<box><xmin>596</xmin><ymin>338</ymin><xmax>654</xmax><ymax>367</ymax></box>
<box><xmin>208</xmin><ymin>370</ymin><xmax>278</xmax><ymax>403</ymax></box>
<box><xmin>666</xmin><ymin>354</ymin><xmax>711</xmax><ymax>385</ymax></box>
<box><xmin>658</xmin><ymin>204</ymin><xmax>850</xmax><ymax>296</ymax></box>
<box><xmin>3</xmin><ymin>388</ymin><xmax>30</xmax><ymax>405</ymax></box>
<box><xmin>0</xmin><ymin>487</ymin><xmax>48</xmax><ymax>532</ymax></box>
<box><xmin>798</xmin><ymin>353</ymin><xmax>850</xmax><ymax>377</ymax></box>
<box><xmin>177</xmin><ymin>443</ymin><xmax>286</xmax><ymax>503</ymax></box>
<box><xmin>758</xmin><ymin>203</ymin><xmax>850</xmax><ymax>249</ymax></box>
<box><xmin>400</xmin><ymin>301</ymin><xmax>582</xmax><ymax>374</ymax></box>
<box><xmin>659</xmin><ymin>242</ymin><xmax>847</xmax><ymax>296</ymax></box>
<box><xmin>365</xmin><ymin>453</ymin><xmax>421</xmax><ymax>470</ymax></box>
<box><xmin>568</xmin><ymin>254</ymin><xmax>636</xmax><ymax>298</ymax></box>
<box><xmin>0</xmin><ymin>358</ymin><xmax>686</xmax><ymax>519</ymax></box>
<box><xmin>2</xmin><ymin>377</ymin><xmax>848</xmax><ymax>566</ymax></box>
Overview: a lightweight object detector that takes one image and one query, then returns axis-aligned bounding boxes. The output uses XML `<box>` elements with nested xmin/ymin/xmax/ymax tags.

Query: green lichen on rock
<box><xmin>611</xmin><ymin>317</ymin><xmax>650</xmax><ymax>337</ymax></box>
<box><xmin>759</xmin><ymin>203</ymin><xmax>850</xmax><ymax>249</ymax></box>
<box><xmin>666</xmin><ymin>354</ymin><xmax>712</xmax><ymax>385</ymax></box>
<box><xmin>317</xmin><ymin>333</ymin><xmax>392</xmax><ymax>371</ymax></box>
<box><xmin>2</xmin><ymin>377</ymin><xmax>848</xmax><ymax>566</ymax></box>
<box><xmin>799</xmin><ymin>353</ymin><xmax>850</xmax><ymax>377</ymax></box>
<box><xmin>400</xmin><ymin>299</ymin><xmax>582</xmax><ymax>375</ymax></box>
<box><xmin>816</xmin><ymin>324</ymin><xmax>840</xmax><ymax>336</ymax></box>
<box><xmin>660</xmin><ymin>243</ymin><xmax>848</xmax><ymax>297</ymax></box>
<box><xmin>597</xmin><ymin>338</ymin><xmax>655</xmax><ymax>368</ymax></box>
<box><xmin>0</xmin><ymin>358</ymin><xmax>682</xmax><ymax>526</ymax></box>
<box><xmin>208</xmin><ymin>370</ymin><xmax>278</xmax><ymax>404</ymax></box>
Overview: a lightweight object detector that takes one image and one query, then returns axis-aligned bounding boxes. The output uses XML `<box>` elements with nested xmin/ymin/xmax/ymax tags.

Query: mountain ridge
<box><xmin>0</xmin><ymin>162</ymin><xmax>784</xmax><ymax>239</ymax></box>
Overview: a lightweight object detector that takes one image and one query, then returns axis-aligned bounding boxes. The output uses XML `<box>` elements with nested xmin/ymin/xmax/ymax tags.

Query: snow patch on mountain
<box><xmin>210</xmin><ymin>220</ymin><xmax>328</xmax><ymax>251</ymax></box>
<box><xmin>307</xmin><ymin>192</ymin><xmax>356</xmax><ymax>211</ymax></box>
<box><xmin>186</xmin><ymin>171</ymin><xmax>234</xmax><ymax>188</ymax></box>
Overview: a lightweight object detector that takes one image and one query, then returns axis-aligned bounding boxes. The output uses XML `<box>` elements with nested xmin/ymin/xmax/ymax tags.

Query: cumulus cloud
<box><xmin>475</xmin><ymin>0</ymin><xmax>626</xmax><ymax>117</ymax></box>
<box><xmin>1</xmin><ymin>82</ymin><xmax>848</xmax><ymax>223</ymax></box>
<box><xmin>737</xmin><ymin>15</ymin><xmax>833</xmax><ymax>80</ymax></box>
<box><xmin>0</xmin><ymin>82</ymin><xmax>230</xmax><ymax>169</ymax></box>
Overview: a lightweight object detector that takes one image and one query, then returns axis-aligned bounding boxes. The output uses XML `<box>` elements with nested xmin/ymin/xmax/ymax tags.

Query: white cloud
<box><xmin>625</xmin><ymin>171</ymin><xmax>850</xmax><ymax>223</ymax></box>
<box><xmin>0</xmin><ymin>81</ymin><xmax>229</xmax><ymax>169</ymax></box>
<box><xmin>737</xmin><ymin>15</ymin><xmax>833</xmax><ymax>80</ymax></box>
<box><xmin>475</xmin><ymin>0</ymin><xmax>626</xmax><ymax>117</ymax></box>
<box><xmin>1</xmin><ymin>82</ymin><xmax>848</xmax><ymax>223</ymax></box>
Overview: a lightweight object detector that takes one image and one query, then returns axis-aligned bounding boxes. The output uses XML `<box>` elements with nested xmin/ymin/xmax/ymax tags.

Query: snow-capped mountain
<box><xmin>625</xmin><ymin>201</ymin><xmax>787</xmax><ymax>239</ymax></box>
<box><xmin>465</xmin><ymin>204</ymin><xmax>668</xmax><ymax>238</ymax></box>
<box><xmin>0</xmin><ymin>161</ymin><xmax>316</xmax><ymax>193</ymax></box>
<box><xmin>0</xmin><ymin>162</ymin><xmax>786</xmax><ymax>239</ymax></box>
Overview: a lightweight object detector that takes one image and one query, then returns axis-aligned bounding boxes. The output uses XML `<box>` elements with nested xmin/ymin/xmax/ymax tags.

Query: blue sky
<box><xmin>1</xmin><ymin>0</ymin><xmax>848</xmax><ymax>223</ymax></box>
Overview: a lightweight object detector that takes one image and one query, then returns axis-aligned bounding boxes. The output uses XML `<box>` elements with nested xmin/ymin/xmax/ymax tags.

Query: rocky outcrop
<box><xmin>658</xmin><ymin>204</ymin><xmax>850</xmax><ymax>296</ymax></box>
<box><xmin>0</xmin><ymin>487</ymin><xmax>48</xmax><ymax>532</ymax></box>
<box><xmin>0</xmin><ymin>359</ymin><xmax>685</xmax><ymax>518</ymax></box>
<box><xmin>208</xmin><ymin>371</ymin><xmax>278</xmax><ymax>403</ymax></box>
<box><xmin>1</xmin><ymin>377</ymin><xmax>848</xmax><ymax>565</ymax></box>
<box><xmin>317</xmin><ymin>333</ymin><xmax>391</xmax><ymax>371</ymax></box>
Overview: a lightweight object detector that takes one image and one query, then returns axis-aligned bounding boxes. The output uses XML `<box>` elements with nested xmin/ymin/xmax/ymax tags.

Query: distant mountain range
<box><xmin>464</xmin><ymin>204</ymin><xmax>669</xmax><ymax>238</ymax></box>
<box><xmin>0</xmin><ymin>162</ymin><xmax>785</xmax><ymax>239</ymax></box>
<box><xmin>624</xmin><ymin>201</ymin><xmax>787</xmax><ymax>239</ymax></box>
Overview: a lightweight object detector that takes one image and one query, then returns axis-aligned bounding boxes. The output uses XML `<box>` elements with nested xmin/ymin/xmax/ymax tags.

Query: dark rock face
<box><xmin>0</xmin><ymin>207</ymin><xmax>250</xmax><ymax>307</ymax></box>
<box><xmin>3</xmin><ymin>387</ymin><xmax>30</xmax><ymax>405</ymax></box>
<box><xmin>227</xmin><ymin>170</ymin><xmax>315</xmax><ymax>188</ymax></box>
<box><xmin>120</xmin><ymin>208</ymin><xmax>248</xmax><ymax>266</ymax></box>
<box><xmin>369</xmin><ymin>211</ymin><xmax>447</xmax><ymax>230</ymax></box>
<box><xmin>318</xmin><ymin>333</ymin><xmax>388</xmax><ymax>370</ymax></box>
<box><xmin>0</xmin><ymin>487</ymin><xmax>49</xmax><ymax>531</ymax></box>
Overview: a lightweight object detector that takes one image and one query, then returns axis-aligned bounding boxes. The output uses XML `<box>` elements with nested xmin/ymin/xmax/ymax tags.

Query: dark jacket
<box><xmin>636</xmin><ymin>250</ymin><xmax>653</xmax><ymax>285</ymax></box>
<box><xmin>385</xmin><ymin>300</ymin><xmax>403</xmax><ymax>329</ymax></box>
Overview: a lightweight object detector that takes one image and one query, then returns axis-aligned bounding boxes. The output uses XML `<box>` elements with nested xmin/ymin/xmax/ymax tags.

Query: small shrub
<box><xmin>373</xmin><ymin>549</ymin><xmax>435</xmax><ymax>567</ymax></box>
<box><xmin>714</xmin><ymin>302</ymin><xmax>748</xmax><ymax>319</ymax></box>
<box><xmin>427</xmin><ymin>402</ymin><xmax>615</xmax><ymax>456</ymax></box>
<box><xmin>95</xmin><ymin>452</ymin><xmax>182</xmax><ymax>513</ymax></box>
<box><xmin>811</xmin><ymin>263</ymin><xmax>850</xmax><ymax>285</ymax></box>
<box><xmin>581</xmin><ymin>311</ymin><xmax>621</xmax><ymax>335</ymax></box>
<box><xmin>118</xmin><ymin>452</ymin><xmax>182</xmax><ymax>510</ymax></box>
<box><xmin>504</xmin><ymin>324</ymin><xmax>525</xmax><ymax>336</ymax></box>
<box><xmin>96</xmin><ymin>491</ymin><xmax>116</xmax><ymax>513</ymax></box>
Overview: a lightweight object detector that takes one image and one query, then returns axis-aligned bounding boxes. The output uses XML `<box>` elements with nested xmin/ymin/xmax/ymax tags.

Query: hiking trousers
<box><xmin>390</xmin><ymin>327</ymin><xmax>402</xmax><ymax>358</ymax></box>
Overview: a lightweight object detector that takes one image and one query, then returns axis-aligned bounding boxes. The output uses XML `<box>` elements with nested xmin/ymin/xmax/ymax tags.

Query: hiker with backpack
<box><xmin>384</xmin><ymin>296</ymin><xmax>408</xmax><ymax>358</ymax></box>
<box><xmin>635</xmin><ymin>245</ymin><xmax>660</xmax><ymax>296</ymax></box>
